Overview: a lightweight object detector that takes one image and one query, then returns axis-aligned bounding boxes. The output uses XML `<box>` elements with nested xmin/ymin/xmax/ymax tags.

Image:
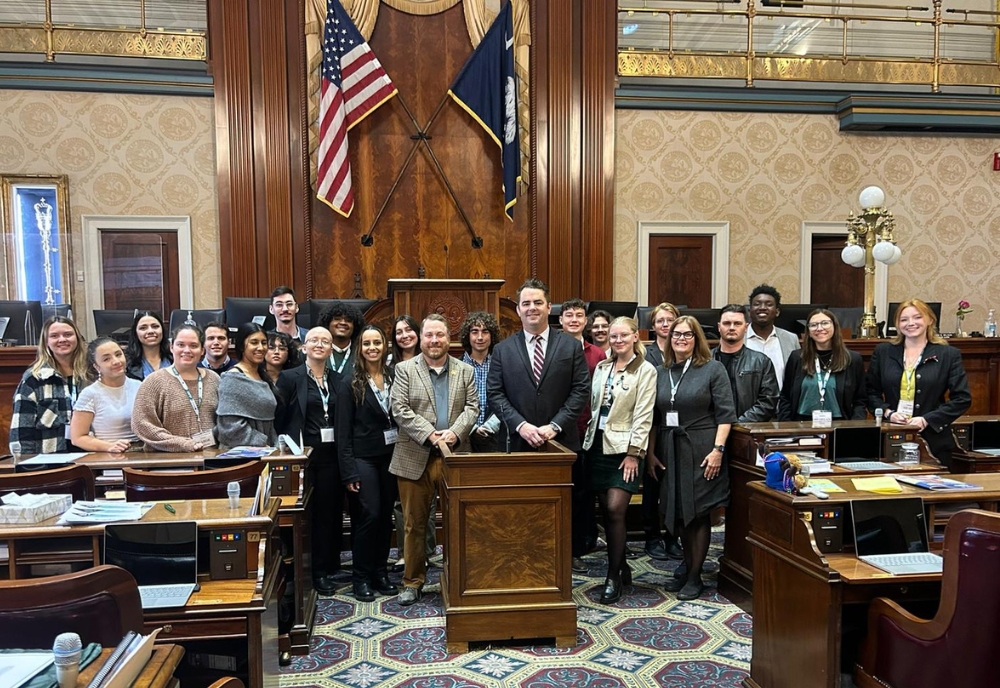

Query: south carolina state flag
<box><xmin>447</xmin><ymin>3</ymin><xmax>521</xmax><ymax>220</ymax></box>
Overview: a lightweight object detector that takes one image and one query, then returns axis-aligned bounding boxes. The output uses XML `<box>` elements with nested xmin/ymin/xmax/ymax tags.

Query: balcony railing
<box><xmin>618</xmin><ymin>0</ymin><xmax>1000</xmax><ymax>91</ymax></box>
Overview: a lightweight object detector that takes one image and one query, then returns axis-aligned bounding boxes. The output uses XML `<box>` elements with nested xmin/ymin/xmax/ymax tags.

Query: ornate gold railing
<box><xmin>0</xmin><ymin>0</ymin><xmax>205</xmax><ymax>61</ymax></box>
<box><xmin>618</xmin><ymin>0</ymin><xmax>1000</xmax><ymax>91</ymax></box>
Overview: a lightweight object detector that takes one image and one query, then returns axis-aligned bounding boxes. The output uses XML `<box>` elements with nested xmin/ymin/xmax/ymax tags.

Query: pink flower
<box><xmin>959</xmin><ymin>300</ymin><xmax>971</xmax><ymax>309</ymax></box>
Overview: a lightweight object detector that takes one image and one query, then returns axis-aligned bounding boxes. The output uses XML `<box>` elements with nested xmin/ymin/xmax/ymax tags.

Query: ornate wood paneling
<box><xmin>309</xmin><ymin>3</ymin><xmax>530</xmax><ymax>300</ymax></box>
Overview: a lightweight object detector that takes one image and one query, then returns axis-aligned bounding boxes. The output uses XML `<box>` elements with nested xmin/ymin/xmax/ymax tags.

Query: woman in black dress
<box><xmin>582</xmin><ymin>317</ymin><xmax>657</xmax><ymax>603</ymax></box>
<box><xmin>778</xmin><ymin>309</ymin><xmax>867</xmax><ymax>421</ymax></box>
<box><xmin>866</xmin><ymin>299</ymin><xmax>971</xmax><ymax>467</ymax></box>
<box><xmin>648</xmin><ymin>316</ymin><xmax>736</xmax><ymax>600</ymax></box>
<box><xmin>336</xmin><ymin>325</ymin><xmax>399</xmax><ymax>601</ymax></box>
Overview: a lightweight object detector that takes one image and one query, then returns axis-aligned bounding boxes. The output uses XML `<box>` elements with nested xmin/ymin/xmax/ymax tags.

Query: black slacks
<box><xmin>346</xmin><ymin>453</ymin><xmax>397</xmax><ymax>583</ymax></box>
<box><xmin>308</xmin><ymin>441</ymin><xmax>344</xmax><ymax>578</ymax></box>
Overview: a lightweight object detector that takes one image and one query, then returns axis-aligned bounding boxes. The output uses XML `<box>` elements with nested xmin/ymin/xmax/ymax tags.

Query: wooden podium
<box><xmin>439</xmin><ymin>441</ymin><xmax>578</xmax><ymax>653</ymax></box>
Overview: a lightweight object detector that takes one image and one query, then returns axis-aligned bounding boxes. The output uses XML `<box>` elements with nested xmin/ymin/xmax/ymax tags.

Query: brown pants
<box><xmin>396</xmin><ymin>454</ymin><xmax>445</xmax><ymax>588</ymax></box>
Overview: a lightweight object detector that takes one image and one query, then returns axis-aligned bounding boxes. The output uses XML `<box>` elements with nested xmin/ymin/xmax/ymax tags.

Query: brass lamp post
<box><xmin>842</xmin><ymin>186</ymin><xmax>901</xmax><ymax>339</ymax></box>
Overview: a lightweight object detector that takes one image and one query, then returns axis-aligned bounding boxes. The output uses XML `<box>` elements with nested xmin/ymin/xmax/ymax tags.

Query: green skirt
<box><xmin>589</xmin><ymin>432</ymin><xmax>643</xmax><ymax>494</ymax></box>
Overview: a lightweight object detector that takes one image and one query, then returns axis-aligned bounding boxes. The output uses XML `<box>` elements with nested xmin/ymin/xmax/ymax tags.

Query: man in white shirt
<box><xmin>744</xmin><ymin>284</ymin><xmax>800</xmax><ymax>391</ymax></box>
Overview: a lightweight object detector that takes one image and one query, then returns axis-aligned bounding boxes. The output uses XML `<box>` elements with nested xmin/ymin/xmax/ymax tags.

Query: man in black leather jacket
<box><xmin>711</xmin><ymin>304</ymin><xmax>779</xmax><ymax>423</ymax></box>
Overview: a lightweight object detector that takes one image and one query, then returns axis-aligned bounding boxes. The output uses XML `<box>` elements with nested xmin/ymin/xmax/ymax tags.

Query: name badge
<box><xmin>598</xmin><ymin>413</ymin><xmax>608</xmax><ymax>431</ymax></box>
<box><xmin>65</xmin><ymin>425</ymin><xmax>73</xmax><ymax>440</ymax></box>
<box><xmin>384</xmin><ymin>428</ymin><xmax>399</xmax><ymax>445</ymax></box>
<box><xmin>320</xmin><ymin>427</ymin><xmax>335</xmax><ymax>443</ymax></box>
<box><xmin>192</xmin><ymin>429</ymin><xmax>216</xmax><ymax>448</ymax></box>
<box><xmin>897</xmin><ymin>400</ymin><xmax>915</xmax><ymax>418</ymax></box>
<box><xmin>812</xmin><ymin>410</ymin><xmax>833</xmax><ymax>428</ymax></box>
<box><xmin>666</xmin><ymin>412</ymin><xmax>680</xmax><ymax>427</ymax></box>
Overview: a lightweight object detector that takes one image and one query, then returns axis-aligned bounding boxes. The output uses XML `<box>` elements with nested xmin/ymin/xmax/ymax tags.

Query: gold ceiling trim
<box><xmin>0</xmin><ymin>25</ymin><xmax>206</xmax><ymax>61</ymax></box>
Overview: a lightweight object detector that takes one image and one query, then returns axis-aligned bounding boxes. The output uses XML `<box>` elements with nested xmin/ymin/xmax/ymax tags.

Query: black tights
<box><xmin>678</xmin><ymin>514</ymin><xmax>712</xmax><ymax>582</ymax></box>
<box><xmin>598</xmin><ymin>487</ymin><xmax>631</xmax><ymax>581</ymax></box>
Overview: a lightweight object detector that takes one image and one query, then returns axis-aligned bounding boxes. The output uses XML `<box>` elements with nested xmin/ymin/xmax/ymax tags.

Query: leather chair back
<box><xmin>0</xmin><ymin>565</ymin><xmax>143</xmax><ymax>648</ymax></box>
<box><xmin>0</xmin><ymin>464</ymin><xmax>95</xmax><ymax>501</ymax></box>
<box><xmin>123</xmin><ymin>460</ymin><xmax>261</xmax><ymax>502</ymax></box>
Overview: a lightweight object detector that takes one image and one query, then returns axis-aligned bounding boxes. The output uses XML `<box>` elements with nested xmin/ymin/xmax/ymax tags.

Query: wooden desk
<box><xmin>78</xmin><ymin>644</ymin><xmax>185</xmax><ymax>688</ymax></box>
<box><xmin>722</xmin><ymin>420</ymin><xmax>937</xmax><ymax>608</ymax></box>
<box><xmin>745</xmin><ymin>474</ymin><xmax>1000</xmax><ymax>688</ymax></box>
<box><xmin>951</xmin><ymin>415</ymin><xmax>1000</xmax><ymax>473</ymax></box>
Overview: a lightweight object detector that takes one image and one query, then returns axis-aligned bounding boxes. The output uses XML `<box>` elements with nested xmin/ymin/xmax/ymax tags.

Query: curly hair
<box><xmin>459</xmin><ymin>311</ymin><xmax>501</xmax><ymax>355</ymax></box>
<box><xmin>318</xmin><ymin>301</ymin><xmax>365</xmax><ymax>343</ymax></box>
<box><xmin>749</xmin><ymin>284</ymin><xmax>782</xmax><ymax>306</ymax></box>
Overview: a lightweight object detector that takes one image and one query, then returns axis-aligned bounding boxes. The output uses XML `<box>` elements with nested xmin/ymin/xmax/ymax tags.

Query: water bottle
<box><xmin>227</xmin><ymin>480</ymin><xmax>241</xmax><ymax>509</ymax></box>
<box><xmin>986</xmin><ymin>309</ymin><xmax>997</xmax><ymax>338</ymax></box>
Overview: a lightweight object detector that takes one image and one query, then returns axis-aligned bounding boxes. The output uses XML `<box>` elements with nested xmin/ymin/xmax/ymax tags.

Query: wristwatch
<box><xmin>714</xmin><ymin>444</ymin><xmax>726</xmax><ymax>454</ymax></box>
<box><xmin>883</xmin><ymin>408</ymin><xmax>893</xmax><ymax>419</ymax></box>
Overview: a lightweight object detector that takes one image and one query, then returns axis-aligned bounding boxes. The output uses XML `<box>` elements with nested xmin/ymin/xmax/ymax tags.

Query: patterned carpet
<box><xmin>279</xmin><ymin>531</ymin><xmax>751</xmax><ymax>688</ymax></box>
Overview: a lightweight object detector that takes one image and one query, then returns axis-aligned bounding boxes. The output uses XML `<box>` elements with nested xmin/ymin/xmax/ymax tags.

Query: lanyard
<box><xmin>813</xmin><ymin>358</ymin><xmax>832</xmax><ymax>409</ymax></box>
<box><xmin>368</xmin><ymin>377</ymin><xmax>393</xmax><ymax>423</ymax></box>
<box><xmin>308</xmin><ymin>368</ymin><xmax>331</xmax><ymax>425</ymax></box>
<box><xmin>603</xmin><ymin>355</ymin><xmax>636</xmax><ymax>408</ymax></box>
<box><xmin>667</xmin><ymin>357</ymin><xmax>692</xmax><ymax>409</ymax></box>
<box><xmin>169</xmin><ymin>366</ymin><xmax>203</xmax><ymax>421</ymax></box>
<box><xmin>65</xmin><ymin>377</ymin><xmax>77</xmax><ymax>406</ymax></box>
<box><xmin>330</xmin><ymin>344</ymin><xmax>351</xmax><ymax>374</ymax></box>
<box><xmin>901</xmin><ymin>351</ymin><xmax>922</xmax><ymax>400</ymax></box>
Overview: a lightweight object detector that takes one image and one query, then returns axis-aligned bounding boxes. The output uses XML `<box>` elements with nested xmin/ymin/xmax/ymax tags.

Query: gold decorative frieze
<box><xmin>50</xmin><ymin>29</ymin><xmax>206</xmax><ymax>60</ymax></box>
<box><xmin>619</xmin><ymin>52</ymin><xmax>747</xmax><ymax>79</ymax></box>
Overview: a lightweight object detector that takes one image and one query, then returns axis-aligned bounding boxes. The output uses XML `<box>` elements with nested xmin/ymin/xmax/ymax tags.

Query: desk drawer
<box><xmin>146</xmin><ymin>616</ymin><xmax>248</xmax><ymax>641</ymax></box>
<box><xmin>842</xmin><ymin>580</ymin><xmax>940</xmax><ymax>605</ymax></box>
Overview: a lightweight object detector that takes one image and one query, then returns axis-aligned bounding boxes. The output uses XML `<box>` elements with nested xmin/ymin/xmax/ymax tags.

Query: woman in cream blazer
<box><xmin>582</xmin><ymin>316</ymin><xmax>657</xmax><ymax>604</ymax></box>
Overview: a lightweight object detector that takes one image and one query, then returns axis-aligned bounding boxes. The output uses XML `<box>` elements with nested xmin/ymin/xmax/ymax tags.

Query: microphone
<box><xmin>499</xmin><ymin>402</ymin><xmax>512</xmax><ymax>454</ymax></box>
<box><xmin>53</xmin><ymin>632</ymin><xmax>82</xmax><ymax>688</ymax></box>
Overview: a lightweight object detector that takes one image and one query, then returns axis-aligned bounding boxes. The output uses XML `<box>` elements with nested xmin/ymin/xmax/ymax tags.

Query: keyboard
<box><xmin>975</xmin><ymin>448</ymin><xmax>1000</xmax><ymax>456</ymax></box>
<box><xmin>860</xmin><ymin>552</ymin><xmax>943</xmax><ymax>575</ymax></box>
<box><xmin>139</xmin><ymin>583</ymin><xmax>196</xmax><ymax>609</ymax></box>
<box><xmin>838</xmin><ymin>461</ymin><xmax>898</xmax><ymax>471</ymax></box>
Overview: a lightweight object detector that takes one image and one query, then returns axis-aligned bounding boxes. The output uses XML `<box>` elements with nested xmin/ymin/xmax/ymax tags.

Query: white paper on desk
<box><xmin>755</xmin><ymin>449</ymin><xmax>765</xmax><ymax>467</ymax></box>
<box><xmin>279</xmin><ymin>434</ymin><xmax>302</xmax><ymax>456</ymax></box>
<box><xmin>16</xmin><ymin>452</ymin><xmax>90</xmax><ymax>466</ymax></box>
<box><xmin>0</xmin><ymin>651</ymin><xmax>52</xmax><ymax>688</ymax></box>
<box><xmin>57</xmin><ymin>500</ymin><xmax>154</xmax><ymax>525</ymax></box>
<box><xmin>97</xmin><ymin>629</ymin><xmax>160</xmax><ymax>688</ymax></box>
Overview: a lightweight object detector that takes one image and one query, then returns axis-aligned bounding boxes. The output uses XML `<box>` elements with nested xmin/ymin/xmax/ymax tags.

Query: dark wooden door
<box><xmin>647</xmin><ymin>235</ymin><xmax>714</xmax><ymax>308</ymax></box>
<box><xmin>100</xmin><ymin>231</ymin><xmax>181</xmax><ymax>315</ymax></box>
<box><xmin>810</xmin><ymin>235</ymin><xmax>864</xmax><ymax>307</ymax></box>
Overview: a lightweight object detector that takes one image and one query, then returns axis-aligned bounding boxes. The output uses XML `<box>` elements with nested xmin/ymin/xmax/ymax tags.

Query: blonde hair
<box><xmin>892</xmin><ymin>299</ymin><xmax>946</xmax><ymax>346</ymax></box>
<box><xmin>31</xmin><ymin>316</ymin><xmax>88</xmax><ymax>381</ymax></box>
<box><xmin>609</xmin><ymin>316</ymin><xmax>646</xmax><ymax>360</ymax></box>
<box><xmin>663</xmin><ymin>316</ymin><xmax>712</xmax><ymax>367</ymax></box>
<box><xmin>649</xmin><ymin>302</ymin><xmax>680</xmax><ymax>329</ymax></box>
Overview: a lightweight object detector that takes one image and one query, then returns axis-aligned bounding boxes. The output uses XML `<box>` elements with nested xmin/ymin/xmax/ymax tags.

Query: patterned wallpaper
<box><xmin>615</xmin><ymin>109</ymin><xmax>1000</xmax><ymax>325</ymax></box>
<box><xmin>0</xmin><ymin>89</ymin><xmax>220</xmax><ymax>327</ymax></box>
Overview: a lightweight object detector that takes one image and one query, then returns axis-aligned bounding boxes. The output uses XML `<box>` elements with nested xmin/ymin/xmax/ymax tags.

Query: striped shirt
<box><xmin>462</xmin><ymin>352</ymin><xmax>491</xmax><ymax>426</ymax></box>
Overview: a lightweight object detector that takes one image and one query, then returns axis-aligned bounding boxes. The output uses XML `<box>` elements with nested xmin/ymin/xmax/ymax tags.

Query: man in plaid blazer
<box><xmin>389</xmin><ymin>313</ymin><xmax>479</xmax><ymax>605</ymax></box>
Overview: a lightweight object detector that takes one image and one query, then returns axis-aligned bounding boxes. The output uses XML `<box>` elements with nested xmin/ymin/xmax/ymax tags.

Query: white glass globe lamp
<box><xmin>859</xmin><ymin>186</ymin><xmax>885</xmax><ymax>209</ymax></box>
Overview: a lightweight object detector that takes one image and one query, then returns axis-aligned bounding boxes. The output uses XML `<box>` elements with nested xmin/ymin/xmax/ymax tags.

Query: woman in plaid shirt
<box><xmin>9</xmin><ymin>316</ymin><xmax>89</xmax><ymax>456</ymax></box>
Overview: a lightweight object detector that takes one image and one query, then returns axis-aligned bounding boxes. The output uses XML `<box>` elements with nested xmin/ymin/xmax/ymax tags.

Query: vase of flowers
<box><xmin>956</xmin><ymin>300</ymin><xmax>974</xmax><ymax>337</ymax></box>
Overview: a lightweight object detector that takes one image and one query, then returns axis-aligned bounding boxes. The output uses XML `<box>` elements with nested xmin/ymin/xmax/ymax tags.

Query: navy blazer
<box><xmin>275</xmin><ymin>364</ymin><xmax>340</xmax><ymax>448</ymax></box>
<box><xmin>778</xmin><ymin>349</ymin><xmax>868</xmax><ymax>421</ymax></box>
<box><xmin>487</xmin><ymin>329</ymin><xmax>590</xmax><ymax>452</ymax></box>
<box><xmin>334</xmin><ymin>376</ymin><xmax>397</xmax><ymax>485</ymax></box>
<box><xmin>866</xmin><ymin>342</ymin><xmax>971</xmax><ymax>465</ymax></box>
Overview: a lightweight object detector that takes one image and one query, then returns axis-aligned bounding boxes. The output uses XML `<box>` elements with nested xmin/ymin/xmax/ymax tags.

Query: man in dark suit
<box><xmin>487</xmin><ymin>278</ymin><xmax>590</xmax><ymax>454</ymax></box>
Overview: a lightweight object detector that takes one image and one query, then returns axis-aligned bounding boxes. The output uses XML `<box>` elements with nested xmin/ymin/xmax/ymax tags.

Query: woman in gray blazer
<box><xmin>583</xmin><ymin>317</ymin><xmax>657</xmax><ymax>604</ymax></box>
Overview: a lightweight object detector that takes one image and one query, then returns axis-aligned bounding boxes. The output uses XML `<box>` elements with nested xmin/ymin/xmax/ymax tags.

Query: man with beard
<box><xmin>269</xmin><ymin>286</ymin><xmax>308</xmax><ymax>341</ymax></box>
<box><xmin>200</xmin><ymin>321</ymin><xmax>236</xmax><ymax>374</ymax></box>
<box><xmin>714</xmin><ymin>304</ymin><xmax>779</xmax><ymax>423</ymax></box>
<box><xmin>390</xmin><ymin>314</ymin><xmax>478</xmax><ymax>605</ymax></box>
<box><xmin>744</xmin><ymin>284</ymin><xmax>799</xmax><ymax>391</ymax></box>
<box><xmin>319</xmin><ymin>301</ymin><xmax>365</xmax><ymax>378</ymax></box>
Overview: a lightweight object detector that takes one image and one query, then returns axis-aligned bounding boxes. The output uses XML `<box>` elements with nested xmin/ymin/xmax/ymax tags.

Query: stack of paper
<box><xmin>57</xmin><ymin>501</ymin><xmax>155</xmax><ymax>525</ymax></box>
<box><xmin>851</xmin><ymin>476</ymin><xmax>903</xmax><ymax>494</ymax></box>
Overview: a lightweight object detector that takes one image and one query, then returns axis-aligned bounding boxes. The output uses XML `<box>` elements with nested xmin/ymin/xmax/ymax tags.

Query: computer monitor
<box><xmin>92</xmin><ymin>309</ymin><xmax>136</xmax><ymax>343</ymax></box>
<box><xmin>832</xmin><ymin>426</ymin><xmax>883</xmax><ymax>462</ymax></box>
<box><xmin>168</xmin><ymin>309</ymin><xmax>227</xmax><ymax>335</ymax></box>
<box><xmin>41</xmin><ymin>304</ymin><xmax>73</xmax><ymax>322</ymax></box>
<box><xmin>103</xmin><ymin>521</ymin><xmax>199</xmax><ymax>587</ymax></box>
<box><xmin>224</xmin><ymin>297</ymin><xmax>274</xmax><ymax>333</ymax></box>
<box><xmin>774</xmin><ymin>304</ymin><xmax>828</xmax><ymax>337</ymax></box>
<box><xmin>677</xmin><ymin>307</ymin><xmax>721</xmax><ymax>339</ymax></box>
<box><xmin>972</xmin><ymin>421</ymin><xmax>1000</xmax><ymax>451</ymax></box>
<box><xmin>587</xmin><ymin>301</ymin><xmax>638</xmax><ymax>320</ymax></box>
<box><xmin>885</xmin><ymin>302</ymin><xmax>942</xmax><ymax>335</ymax></box>
<box><xmin>0</xmin><ymin>300</ymin><xmax>43</xmax><ymax>346</ymax></box>
<box><xmin>851</xmin><ymin>497</ymin><xmax>930</xmax><ymax>556</ymax></box>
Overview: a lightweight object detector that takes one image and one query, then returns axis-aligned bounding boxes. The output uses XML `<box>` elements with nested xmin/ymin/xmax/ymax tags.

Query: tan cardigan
<box><xmin>582</xmin><ymin>354</ymin><xmax>657</xmax><ymax>458</ymax></box>
<box><xmin>131</xmin><ymin>367</ymin><xmax>220</xmax><ymax>452</ymax></box>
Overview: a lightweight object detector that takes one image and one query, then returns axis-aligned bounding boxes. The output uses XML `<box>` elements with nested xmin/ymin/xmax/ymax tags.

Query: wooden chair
<box><xmin>208</xmin><ymin>679</ymin><xmax>246</xmax><ymax>688</ymax></box>
<box><xmin>0</xmin><ymin>565</ymin><xmax>143</xmax><ymax>648</ymax></box>
<box><xmin>123</xmin><ymin>460</ymin><xmax>261</xmax><ymax>501</ymax></box>
<box><xmin>0</xmin><ymin>464</ymin><xmax>95</xmax><ymax>501</ymax></box>
<box><xmin>854</xmin><ymin>509</ymin><xmax>1000</xmax><ymax>688</ymax></box>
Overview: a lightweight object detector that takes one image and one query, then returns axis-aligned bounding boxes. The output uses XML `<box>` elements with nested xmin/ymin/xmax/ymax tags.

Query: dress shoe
<box><xmin>673</xmin><ymin>562</ymin><xmax>688</xmax><ymax>580</ymax></box>
<box><xmin>625</xmin><ymin>547</ymin><xmax>641</xmax><ymax>560</ymax></box>
<box><xmin>663</xmin><ymin>576</ymin><xmax>685</xmax><ymax>593</ymax></box>
<box><xmin>666</xmin><ymin>539</ymin><xmax>685</xmax><ymax>560</ymax></box>
<box><xmin>599</xmin><ymin>577</ymin><xmax>622</xmax><ymax>604</ymax></box>
<box><xmin>571</xmin><ymin>557</ymin><xmax>588</xmax><ymax>574</ymax></box>
<box><xmin>645</xmin><ymin>539</ymin><xmax>670</xmax><ymax>561</ymax></box>
<box><xmin>353</xmin><ymin>581</ymin><xmax>375</xmax><ymax>602</ymax></box>
<box><xmin>398</xmin><ymin>586</ymin><xmax>422</xmax><ymax>606</ymax></box>
<box><xmin>313</xmin><ymin>575</ymin><xmax>337</xmax><ymax>596</ymax></box>
<box><xmin>677</xmin><ymin>578</ymin><xmax>704</xmax><ymax>601</ymax></box>
<box><xmin>372</xmin><ymin>574</ymin><xmax>396</xmax><ymax>596</ymax></box>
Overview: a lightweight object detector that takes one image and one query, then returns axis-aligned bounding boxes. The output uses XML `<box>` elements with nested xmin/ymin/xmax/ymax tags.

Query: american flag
<box><xmin>317</xmin><ymin>0</ymin><xmax>397</xmax><ymax>217</ymax></box>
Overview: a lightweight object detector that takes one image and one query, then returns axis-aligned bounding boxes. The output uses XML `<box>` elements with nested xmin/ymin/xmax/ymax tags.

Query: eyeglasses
<box><xmin>808</xmin><ymin>320</ymin><xmax>834</xmax><ymax>330</ymax></box>
<box><xmin>267</xmin><ymin>345</ymin><xmax>288</xmax><ymax>352</ymax></box>
<box><xmin>272</xmin><ymin>301</ymin><xmax>296</xmax><ymax>311</ymax></box>
<box><xmin>305</xmin><ymin>338</ymin><xmax>333</xmax><ymax>347</ymax></box>
<box><xmin>671</xmin><ymin>331</ymin><xmax>696</xmax><ymax>340</ymax></box>
<box><xmin>608</xmin><ymin>334</ymin><xmax>634</xmax><ymax>342</ymax></box>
